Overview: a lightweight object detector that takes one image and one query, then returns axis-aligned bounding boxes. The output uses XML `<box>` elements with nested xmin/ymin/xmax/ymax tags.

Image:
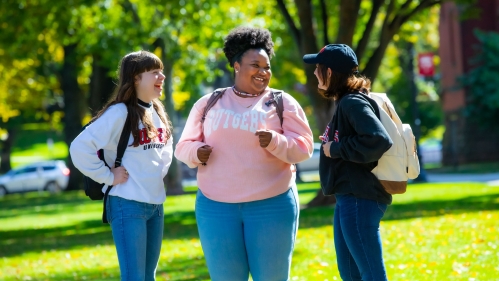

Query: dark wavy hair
<box><xmin>223</xmin><ymin>26</ymin><xmax>275</xmax><ymax>67</ymax></box>
<box><xmin>92</xmin><ymin>50</ymin><xmax>172</xmax><ymax>147</ymax></box>
<box><xmin>317</xmin><ymin>64</ymin><xmax>371</xmax><ymax>100</ymax></box>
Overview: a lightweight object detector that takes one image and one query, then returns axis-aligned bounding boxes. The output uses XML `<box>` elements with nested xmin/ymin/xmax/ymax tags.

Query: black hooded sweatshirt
<box><xmin>319</xmin><ymin>92</ymin><xmax>393</xmax><ymax>205</ymax></box>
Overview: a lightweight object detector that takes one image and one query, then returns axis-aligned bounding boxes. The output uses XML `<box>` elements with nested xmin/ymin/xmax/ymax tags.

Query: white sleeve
<box><xmin>69</xmin><ymin>105</ymin><xmax>127</xmax><ymax>186</ymax></box>
<box><xmin>161</xmin><ymin>137</ymin><xmax>174</xmax><ymax>178</ymax></box>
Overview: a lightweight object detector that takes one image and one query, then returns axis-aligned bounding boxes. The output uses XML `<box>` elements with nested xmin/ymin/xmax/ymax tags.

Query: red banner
<box><xmin>418</xmin><ymin>53</ymin><xmax>434</xmax><ymax>77</ymax></box>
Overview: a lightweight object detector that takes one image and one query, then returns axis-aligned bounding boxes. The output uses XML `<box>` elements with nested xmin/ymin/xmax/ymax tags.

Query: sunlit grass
<box><xmin>7</xmin><ymin>128</ymin><xmax>68</xmax><ymax>169</ymax></box>
<box><xmin>11</xmin><ymin>141</ymin><xmax>68</xmax><ymax>168</ymax></box>
<box><xmin>1</xmin><ymin>182</ymin><xmax>498</xmax><ymax>280</ymax></box>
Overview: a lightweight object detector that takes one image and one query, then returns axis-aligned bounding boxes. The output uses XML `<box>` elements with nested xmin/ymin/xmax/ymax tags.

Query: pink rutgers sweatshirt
<box><xmin>175</xmin><ymin>87</ymin><xmax>314</xmax><ymax>203</ymax></box>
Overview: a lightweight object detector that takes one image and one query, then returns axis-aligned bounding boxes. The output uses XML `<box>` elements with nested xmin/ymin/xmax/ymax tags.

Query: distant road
<box><xmin>425</xmin><ymin>172</ymin><xmax>499</xmax><ymax>185</ymax></box>
<box><xmin>182</xmin><ymin>172</ymin><xmax>499</xmax><ymax>187</ymax></box>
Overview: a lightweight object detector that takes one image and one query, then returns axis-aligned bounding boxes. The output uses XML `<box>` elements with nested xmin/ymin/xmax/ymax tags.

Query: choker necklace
<box><xmin>232</xmin><ymin>86</ymin><xmax>262</xmax><ymax>97</ymax></box>
<box><xmin>138</xmin><ymin>99</ymin><xmax>153</xmax><ymax>108</ymax></box>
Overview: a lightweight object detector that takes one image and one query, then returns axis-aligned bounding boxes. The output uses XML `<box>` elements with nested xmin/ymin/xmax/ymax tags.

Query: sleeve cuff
<box><xmin>265</xmin><ymin>130</ymin><xmax>279</xmax><ymax>151</ymax></box>
<box><xmin>192</xmin><ymin>142</ymin><xmax>207</xmax><ymax>164</ymax></box>
<box><xmin>329</xmin><ymin>142</ymin><xmax>341</xmax><ymax>158</ymax></box>
<box><xmin>105</xmin><ymin>173</ymin><xmax>114</xmax><ymax>186</ymax></box>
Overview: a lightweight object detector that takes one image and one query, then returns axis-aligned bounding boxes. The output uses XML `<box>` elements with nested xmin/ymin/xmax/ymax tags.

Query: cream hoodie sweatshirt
<box><xmin>175</xmin><ymin>88</ymin><xmax>313</xmax><ymax>203</ymax></box>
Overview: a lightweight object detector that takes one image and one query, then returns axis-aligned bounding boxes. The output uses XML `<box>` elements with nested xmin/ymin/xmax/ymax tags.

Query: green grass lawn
<box><xmin>1</xmin><ymin>182</ymin><xmax>498</xmax><ymax>280</ymax></box>
<box><xmin>9</xmin><ymin>129</ymin><xmax>68</xmax><ymax>169</ymax></box>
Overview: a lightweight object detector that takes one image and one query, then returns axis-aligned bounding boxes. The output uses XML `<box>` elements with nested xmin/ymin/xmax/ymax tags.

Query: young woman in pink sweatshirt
<box><xmin>175</xmin><ymin>27</ymin><xmax>314</xmax><ymax>280</ymax></box>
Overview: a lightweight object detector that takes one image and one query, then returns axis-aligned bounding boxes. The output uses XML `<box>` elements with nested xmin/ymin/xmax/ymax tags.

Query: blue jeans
<box><xmin>333</xmin><ymin>194</ymin><xmax>388</xmax><ymax>281</ymax></box>
<box><xmin>106</xmin><ymin>195</ymin><xmax>164</xmax><ymax>281</ymax></box>
<box><xmin>195</xmin><ymin>188</ymin><xmax>299</xmax><ymax>281</ymax></box>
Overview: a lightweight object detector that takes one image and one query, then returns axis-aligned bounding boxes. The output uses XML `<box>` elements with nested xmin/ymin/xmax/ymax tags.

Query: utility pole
<box><xmin>408</xmin><ymin>42</ymin><xmax>427</xmax><ymax>182</ymax></box>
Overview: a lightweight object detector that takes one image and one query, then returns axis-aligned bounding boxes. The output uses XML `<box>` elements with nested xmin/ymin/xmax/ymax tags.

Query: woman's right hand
<box><xmin>197</xmin><ymin>145</ymin><xmax>213</xmax><ymax>164</ymax></box>
<box><xmin>111</xmin><ymin>166</ymin><xmax>129</xmax><ymax>185</ymax></box>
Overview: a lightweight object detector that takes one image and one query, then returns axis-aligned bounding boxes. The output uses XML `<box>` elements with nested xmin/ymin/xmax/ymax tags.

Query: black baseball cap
<box><xmin>303</xmin><ymin>44</ymin><xmax>358</xmax><ymax>74</ymax></box>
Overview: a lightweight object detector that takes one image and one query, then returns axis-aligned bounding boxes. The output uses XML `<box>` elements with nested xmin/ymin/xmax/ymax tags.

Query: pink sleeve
<box><xmin>265</xmin><ymin>94</ymin><xmax>314</xmax><ymax>164</ymax></box>
<box><xmin>174</xmin><ymin>98</ymin><xmax>208</xmax><ymax>168</ymax></box>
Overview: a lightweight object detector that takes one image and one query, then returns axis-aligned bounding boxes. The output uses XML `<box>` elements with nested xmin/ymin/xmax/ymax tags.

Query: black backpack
<box><xmin>82</xmin><ymin>114</ymin><xmax>131</xmax><ymax>223</ymax></box>
<box><xmin>201</xmin><ymin>88</ymin><xmax>284</xmax><ymax>126</ymax></box>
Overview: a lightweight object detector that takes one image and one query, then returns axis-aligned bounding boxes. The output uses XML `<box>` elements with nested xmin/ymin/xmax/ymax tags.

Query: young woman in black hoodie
<box><xmin>303</xmin><ymin>44</ymin><xmax>393</xmax><ymax>281</ymax></box>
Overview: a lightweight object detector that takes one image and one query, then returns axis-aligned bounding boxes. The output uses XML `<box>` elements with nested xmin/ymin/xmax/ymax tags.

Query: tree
<box><xmin>276</xmin><ymin>0</ymin><xmax>449</xmax><ymax>206</ymax></box>
<box><xmin>1</xmin><ymin>0</ymin><xmax>281</xmax><ymax>192</ymax></box>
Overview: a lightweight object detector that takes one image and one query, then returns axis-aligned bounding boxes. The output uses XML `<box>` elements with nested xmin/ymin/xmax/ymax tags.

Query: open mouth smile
<box><xmin>253</xmin><ymin>76</ymin><xmax>266</xmax><ymax>84</ymax></box>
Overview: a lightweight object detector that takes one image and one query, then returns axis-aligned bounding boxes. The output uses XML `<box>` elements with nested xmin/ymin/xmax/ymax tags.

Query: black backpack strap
<box><xmin>265</xmin><ymin>90</ymin><xmax>284</xmax><ymax>127</ymax></box>
<box><xmin>102</xmin><ymin>113</ymin><xmax>131</xmax><ymax>224</ymax></box>
<box><xmin>85</xmin><ymin>120</ymin><xmax>110</xmax><ymax>169</ymax></box>
<box><xmin>201</xmin><ymin>88</ymin><xmax>228</xmax><ymax>123</ymax></box>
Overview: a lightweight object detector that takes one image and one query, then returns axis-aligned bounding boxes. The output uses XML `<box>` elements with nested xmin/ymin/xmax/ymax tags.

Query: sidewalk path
<box><xmin>183</xmin><ymin>172</ymin><xmax>499</xmax><ymax>187</ymax></box>
<box><xmin>425</xmin><ymin>172</ymin><xmax>499</xmax><ymax>185</ymax></box>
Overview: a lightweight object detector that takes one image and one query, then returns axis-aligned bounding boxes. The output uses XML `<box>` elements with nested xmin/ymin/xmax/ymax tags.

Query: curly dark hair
<box><xmin>223</xmin><ymin>26</ymin><xmax>275</xmax><ymax>67</ymax></box>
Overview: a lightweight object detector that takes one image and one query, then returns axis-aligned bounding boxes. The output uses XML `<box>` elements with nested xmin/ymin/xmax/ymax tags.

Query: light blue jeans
<box><xmin>106</xmin><ymin>195</ymin><xmax>164</xmax><ymax>281</ymax></box>
<box><xmin>195</xmin><ymin>188</ymin><xmax>299</xmax><ymax>281</ymax></box>
<box><xmin>334</xmin><ymin>194</ymin><xmax>388</xmax><ymax>281</ymax></box>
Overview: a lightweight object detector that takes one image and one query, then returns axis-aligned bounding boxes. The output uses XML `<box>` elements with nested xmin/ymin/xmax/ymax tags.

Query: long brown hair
<box><xmin>317</xmin><ymin>64</ymin><xmax>371</xmax><ymax>100</ymax></box>
<box><xmin>92</xmin><ymin>50</ymin><xmax>172</xmax><ymax>147</ymax></box>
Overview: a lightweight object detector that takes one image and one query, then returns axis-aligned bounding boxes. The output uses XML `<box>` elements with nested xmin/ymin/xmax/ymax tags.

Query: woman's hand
<box><xmin>322</xmin><ymin>141</ymin><xmax>332</xmax><ymax>158</ymax></box>
<box><xmin>197</xmin><ymin>145</ymin><xmax>213</xmax><ymax>164</ymax></box>
<box><xmin>111</xmin><ymin>166</ymin><xmax>128</xmax><ymax>185</ymax></box>
<box><xmin>319</xmin><ymin>136</ymin><xmax>333</xmax><ymax>157</ymax></box>
<box><xmin>255</xmin><ymin>130</ymin><xmax>272</xmax><ymax>148</ymax></box>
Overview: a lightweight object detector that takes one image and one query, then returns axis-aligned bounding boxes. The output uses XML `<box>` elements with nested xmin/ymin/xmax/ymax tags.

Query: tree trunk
<box><xmin>154</xmin><ymin>38</ymin><xmax>184</xmax><ymax>195</ymax></box>
<box><xmin>361</xmin><ymin>30</ymin><xmax>395</xmax><ymax>83</ymax></box>
<box><xmin>89</xmin><ymin>54</ymin><xmax>115</xmax><ymax>116</ymax></box>
<box><xmin>337</xmin><ymin>0</ymin><xmax>362</xmax><ymax>45</ymax></box>
<box><xmin>61</xmin><ymin>43</ymin><xmax>85</xmax><ymax>191</ymax></box>
<box><xmin>355</xmin><ymin>0</ymin><xmax>384</xmax><ymax>60</ymax></box>
<box><xmin>0</xmin><ymin>128</ymin><xmax>16</xmax><ymax>173</ymax></box>
<box><xmin>293</xmin><ymin>0</ymin><xmax>336</xmax><ymax>206</ymax></box>
<box><xmin>294</xmin><ymin>0</ymin><xmax>333</xmax><ymax>132</ymax></box>
<box><xmin>163</xmin><ymin>61</ymin><xmax>184</xmax><ymax>195</ymax></box>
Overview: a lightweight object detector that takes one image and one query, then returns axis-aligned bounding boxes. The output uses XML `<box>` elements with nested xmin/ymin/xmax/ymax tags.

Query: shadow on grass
<box><xmin>0</xmin><ymin>209</ymin><xmax>200</xmax><ymax>258</ymax></box>
<box><xmin>0</xmin><ymin>192</ymin><xmax>90</xmax><ymax>219</ymax></box>
<box><xmin>13</xmin><ymin>256</ymin><xmax>210</xmax><ymax>281</ymax></box>
<box><xmin>299</xmin><ymin>191</ymin><xmax>499</xmax><ymax>229</ymax></box>
<box><xmin>3</xmin><ymin>187</ymin><xmax>499</xmax><ymax>261</ymax></box>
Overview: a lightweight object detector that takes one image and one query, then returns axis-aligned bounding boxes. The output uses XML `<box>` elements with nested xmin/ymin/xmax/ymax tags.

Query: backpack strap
<box><xmin>102</xmin><ymin>113</ymin><xmax>131</xmax><ymax>224</ymax></box>
<box><xmin>366</xmin><ymin>95</ymin><xmax>382</xmax><ymax>121</ymax></box>
<box><xmin>201</xmin><ymin>88</ymin><xmax>228</xmax><ymax>123</ymax></box>
<box><xmin>265</xmin><ymin>90</ymin><xmax>284</xmax><ymax>127</ymax></box>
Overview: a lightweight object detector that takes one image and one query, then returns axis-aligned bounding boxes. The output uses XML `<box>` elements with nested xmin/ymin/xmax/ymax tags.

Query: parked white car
<box><xmin>0</xmin><ymin>160</ymin><xmax>70</xmax><ymax>197</ymax></box>
<box><xmin>419</xmin><ymin>139</ymin><xmax>442</xmax><ymax>164</ymax></box>
<box><xmin>297</xmin><ymin>143</ymin><xmax>321</xmax><ymax>172</ymax></box>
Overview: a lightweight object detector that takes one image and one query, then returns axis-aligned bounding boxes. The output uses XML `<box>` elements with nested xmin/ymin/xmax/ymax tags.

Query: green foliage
<box><xmin>1</xmin><ymin>182</ymin><xmax>498</xmax><ymax>280</ymax></box>
<box><xmin>388</xmin><ymin>71</ymin><xmax>443</xmax><ymax>138</ymax></box>
<box><xmin>376</xmin><ymin>7</ymin><xmax>443</xmax><ymax>139</ymax></box>
<box><xmin>461</xmin><ymin>30</ymin><xmax>499</xmax><ymax>132</ymax></box>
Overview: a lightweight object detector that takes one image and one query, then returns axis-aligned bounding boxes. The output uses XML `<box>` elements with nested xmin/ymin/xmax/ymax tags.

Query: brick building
<box><xmin>439</xmin><ymin>0</ymin><xmax>499</xmax><ymax>166</ymax></box>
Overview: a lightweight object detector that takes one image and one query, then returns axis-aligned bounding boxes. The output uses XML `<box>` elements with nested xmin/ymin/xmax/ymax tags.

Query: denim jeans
<box><xmin>106</xmin><ymin>195</ymin><xmax>164</xmax><ymax>281</ymax></box>
<box><xmin>333</xmin><ymin>194</ymin><xmax>388</xmax><ymax>281</ymax></box>
<box><xmin>195</xmin><ymin>188</ymin><xmax>299</xmax><ymax>281</ymax></box>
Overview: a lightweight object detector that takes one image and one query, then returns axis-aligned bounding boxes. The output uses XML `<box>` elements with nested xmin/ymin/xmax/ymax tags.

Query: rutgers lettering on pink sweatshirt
<box><xmin>175</xmin><ymin>87</ymin><xmax>314</xmax><ymax>203</ymax></box>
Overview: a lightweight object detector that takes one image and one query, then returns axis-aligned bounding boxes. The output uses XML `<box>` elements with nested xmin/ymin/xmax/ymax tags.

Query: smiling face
<box><xmin>135</xmin><ymin>69</ymin><xmax>165</xmax><ymax>103</ymax></box>
<box><xmin>233</xmin><ymin>48</ymin><xmax>271</xmax><ymax>95</ymax></box>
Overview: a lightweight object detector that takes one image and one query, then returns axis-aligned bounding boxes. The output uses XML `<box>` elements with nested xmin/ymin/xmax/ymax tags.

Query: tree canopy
<box><xmin>0</xmin><ymin>0</ymin><xmax>455</xmax><ymax>198</ymax></box>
